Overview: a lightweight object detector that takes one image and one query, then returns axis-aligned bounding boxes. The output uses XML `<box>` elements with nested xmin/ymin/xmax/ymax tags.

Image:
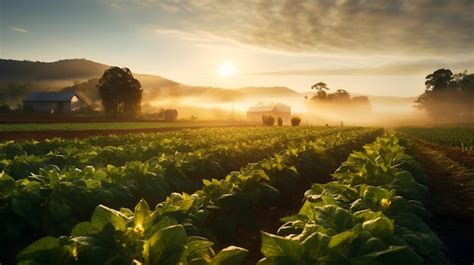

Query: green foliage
<box><xmin>400</xmin><ymin>127</ymin><xmax>474</xmax><ymax>152</ymax></box>
<box><xmin>0</xmin><ymin>127</ymin><xmax>376</xmax><ymax>262</ymax></box>
<box><xmin>415</xmin><ymin>69</ymin><xmax>474</xmax><ymax>122</ymax></box>
<box><xmin>97</xmin><ymin>67</ymin><xmax>142</xmax><ymax>117</ymax></box>
<box><xmin>259</xmin><ymin>134</ymin><xmax>448</xmax><ymax>265</ymax></box>
<box><xmin>0</xmin><ymin>103</ymin><xmax>12</xmax><ymax>112</ymax></box>
<box><xmin>262</xmin><ymin>115</ymin><xmax>276</xmax><ymax>126</ymax></box>
<box><xmin>291</xmin><ymin>116</ymin><xmax>301</xmax><ymax>126</ymax></box>
<box><xmin>17</xmin><ymin>199</ymin><xmax>248</xmax><ymax>265</ymax></box>
<box><xmin>8</xmin><ymin>126</ymin><xmax>382</xmax><ymax>264</ymax></box>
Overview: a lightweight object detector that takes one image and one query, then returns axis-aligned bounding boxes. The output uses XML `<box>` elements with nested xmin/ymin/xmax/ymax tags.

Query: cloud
<box><xmin>9</xmin><ymin>27</ymin><xmax>28</xmax><ymax>33</ymax></box>
<box><xmin>248</xmin><ymin>59</ymin><xmax>474</xmax><ymax>76</ymax></box>
<box><xmin>124</xmin><ymin>0</ymin><xmax>474</xmax><ymax>56</ymax></box>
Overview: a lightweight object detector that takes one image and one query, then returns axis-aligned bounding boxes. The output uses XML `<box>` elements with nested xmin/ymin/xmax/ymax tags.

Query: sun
<box><xmin>217</xmin><ymin>62</ymin><xmax>236</xmax><ymax>77</ymax></box>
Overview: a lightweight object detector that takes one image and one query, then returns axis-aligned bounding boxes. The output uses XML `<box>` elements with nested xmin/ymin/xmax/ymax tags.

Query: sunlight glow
<box><xmin>217</xmin><ymin>62</ymin><xmax>236</xmax><ymax>77</ymax></box>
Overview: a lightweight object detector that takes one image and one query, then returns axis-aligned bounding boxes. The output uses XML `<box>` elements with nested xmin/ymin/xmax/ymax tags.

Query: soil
<box><xmin>410</xmin><ymin>140</ymin><xmax>474</xmax><ymax>265</ymax></box>
<box><xmin>409</xmin><ymin>136</ymin><xmax>474</xmax><ymax>169</ymax></box>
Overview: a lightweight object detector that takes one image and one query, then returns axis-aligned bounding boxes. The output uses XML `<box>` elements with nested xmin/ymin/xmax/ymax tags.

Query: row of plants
<box><xmin>0</xmin><ymin>127</ymin><xmax>346</xmax><ymax>179</ymax></box>
<box><xmin>0</xmin><ymin>127</ymin><xmax>365</xmax><ymax>263</ymax></box>
<box><xmin>258</xmin><ymin>133</ymin><xmax>448</xmax><ymax>265</ymax></box>
<box><xmin>400</xmin><ymin>127</ymin><xmax>474</xmax><ymax>152</ymax></box>
<box><xmin>0</xmin><ymin>127</ymin><xmax>331</xmax><ymax>160</ymax></box>
<box><xmin>14</xmin><ymin>128</ymin><xmax>382</xmax><ymax>264</ymax></box>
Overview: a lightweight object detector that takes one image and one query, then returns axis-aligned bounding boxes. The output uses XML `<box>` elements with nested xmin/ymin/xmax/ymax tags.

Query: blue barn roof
<box><xmin>24</xmin><ymin>91</ymin><xmax>77</xmax><ymax>102</ymax></box>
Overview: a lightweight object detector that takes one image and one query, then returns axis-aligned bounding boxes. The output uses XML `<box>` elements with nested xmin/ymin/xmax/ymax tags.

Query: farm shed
<box><xmin>164</xmin><ymin>109</ymin><xmax>178</xmax><ymax>121</ymax></box>
<box><xmin>23</xmin><ymin>91</ymin><xmax>82</xmax><ymax>113</ymax></box>
<box><xmin>247</xmin><ymin>103</ymin><xmax>291</xmax><ymax>122</ymax></box>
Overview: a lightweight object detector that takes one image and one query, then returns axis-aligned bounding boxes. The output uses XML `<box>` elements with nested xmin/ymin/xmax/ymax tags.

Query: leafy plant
<box><xmin>259</xmin><ymin>134</ymin><xmax>448</xmax><ymax>265</ymax></box>
<box><xmin>17</xmin><ymin>199</ymin><xmax>248</xmax><ymax>265</ymax></box>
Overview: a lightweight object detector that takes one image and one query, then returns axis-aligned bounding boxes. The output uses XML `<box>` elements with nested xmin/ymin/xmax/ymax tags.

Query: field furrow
<box><xmin>404</xmin><ymin>138</ymin><xmax>474</xmax><ymax>265</ymax></box>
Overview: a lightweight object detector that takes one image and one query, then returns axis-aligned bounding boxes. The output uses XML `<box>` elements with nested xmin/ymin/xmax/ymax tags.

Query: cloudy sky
<box><xmin>1</xmin><ymin>0</ymin><xmax>473</xmax><ymax>96</ymax></box>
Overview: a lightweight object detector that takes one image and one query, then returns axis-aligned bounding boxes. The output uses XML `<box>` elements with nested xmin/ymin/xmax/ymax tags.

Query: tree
<box><xmin>277</xmin><ymin>117</ymin><xmax>283</xmax><ymax>126</ymax></box>
<box><xmin>311</xmin><ymin>82</ymin><xmax>329</xmax><ymax>99</ymax></box>
<box><xmin>97</xmin><ymin>67</ymin><xmax>142</xmax><ymax>118</ymax></box>
<box><xmin>424</xmin><ymin>69</ymin><xmax>453</xmax><ymax>91</ymax></box>
<box><xmin>454</xmin><ymin>71</ymin><xmax>474</xmax><ymax>119</ymax></box>
<box><xmin>415</xmin><ymin>68</ymin><xmax>473</xmax><ymax>122</ymax></box>
<box><xmin>291</xmin><ymin>116</ymin><xmax>301</xmax><ymax>126</ymax></box>
<box><xmin>262</xmin><ymin>115</ymin><xmax>275</xmax><ymax>126</ymax></box>
<box><xmin>327</xmin><ymin>89</ymin><xmax>350</xmax><ymax>101</ymax></box>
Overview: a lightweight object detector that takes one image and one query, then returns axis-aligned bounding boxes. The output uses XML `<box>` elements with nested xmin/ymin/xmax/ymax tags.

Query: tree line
<box><xmin>415</xmin><ymin>69</ymin><xmax>473</xmax><ymax>122</ymax></box>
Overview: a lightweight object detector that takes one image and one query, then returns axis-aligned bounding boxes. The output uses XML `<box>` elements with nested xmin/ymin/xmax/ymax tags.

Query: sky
<box><xmin>0</xmin><ymin>0</ymin><xmax>473</xmax><ymax>97</ymax></box>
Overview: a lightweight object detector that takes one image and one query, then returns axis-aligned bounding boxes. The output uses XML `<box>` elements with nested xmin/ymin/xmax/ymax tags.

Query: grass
<box><xmin>0</xmin><ymin>121</ymin><xmax>246</xmax><ymax>132</ymax></box>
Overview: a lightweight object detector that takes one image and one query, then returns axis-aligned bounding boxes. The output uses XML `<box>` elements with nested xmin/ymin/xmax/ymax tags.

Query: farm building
<box><xmin>23</xmin><ymin>91</ymin><xmax>82</xmax><ymax>113</ymax></box>
<box><xmin>164</xmin><ymin>109</ymin><xmax>178</xmax><ymax>121</ymax></box>
<box><xmin>247</xmin><ymin>103</ymin><xmax>291</xmax><ymax>122</ymax></box>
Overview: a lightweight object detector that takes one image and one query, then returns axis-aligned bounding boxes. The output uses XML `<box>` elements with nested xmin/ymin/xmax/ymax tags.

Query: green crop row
<box><xmin>400</xmin><ymin>127</ymin><xmax>474</xmax><ymax>152</ymax></box>
<box><xmin>0</xmin><ymin>127</ymin><xmax>348</xmax><ymax>179</ymax></box>
<box><xmin>258</xmin><ymin>133</ymin><xmax>447</xmax><ymax>265</ymax></box>
<box><xmin>0</xmin><ymin>127</ymin><xmax>374</xmax><ymax>263</ymax></box>
<box><xmin>13</xmin><ymin>128</ymin><xmax>381</xmax><ymax>264</ymax></box>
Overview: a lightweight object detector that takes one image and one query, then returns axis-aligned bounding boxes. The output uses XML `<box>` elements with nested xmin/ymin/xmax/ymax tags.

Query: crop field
<box><xmin>0</xmin><ymin>121</ymin><xmax>248</xmax><ymax>132</ymax></box>
<box><xmin>400</xmin><ymin>127</ymin><xmax>474</xmax><ymax>152</ymax></box>
<box><xmin>1</xmin><ymin>126</ymin><xmax>473</xmax><ymax>264</ymax></box>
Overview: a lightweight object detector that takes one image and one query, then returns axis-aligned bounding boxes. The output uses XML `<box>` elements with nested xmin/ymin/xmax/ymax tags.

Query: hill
<box><xmin>0</xmin><ymin>58</ymin><xmax>301</xmax><ymax>107</ymax></box>
<box><xmin>0</xmin><ymin>59</ymin><xmax>109</xmax><ymax>82</ymax></box>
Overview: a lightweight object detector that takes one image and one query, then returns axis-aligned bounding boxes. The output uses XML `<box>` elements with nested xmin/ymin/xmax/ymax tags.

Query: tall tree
<box><xmin>97</xmin><ymin>67</ymin><xmax>142</xmax><ymax>118</ymax></box>
<box><xmin>424</xmin><ymin>69</ymin><xmax>453</xmax><ymax>91</ymax></box>
<box><xmin>415</xmin><ymin>68</ymin><xmax>473</xmax><ymax>122</ymax></box>
<box><xmin>311</xmin><ymin>82</ymin><xmax>329</xmax><ymax>99</ymax></box>
<box><xmin>328</xmin><ymin>89</ymin><xmax>350</xmax><ymax>101</ymax></box>
<box><xmin>454</xmin><ymin>71</ymin><xmax>474</xmax><ymax>119</ymax></box>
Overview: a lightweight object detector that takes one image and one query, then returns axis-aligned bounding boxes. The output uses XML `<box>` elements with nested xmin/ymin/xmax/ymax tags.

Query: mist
<box><xmin>146</xmin><ymin>93</ymin><xmax>431</xmax><ymax>127</ymax></box>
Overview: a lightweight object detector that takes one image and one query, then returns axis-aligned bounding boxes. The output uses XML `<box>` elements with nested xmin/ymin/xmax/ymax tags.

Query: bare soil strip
<box><xmin>409</xmin><ymin>136</ymin><xmax>474</xmax><ymax>169</ymax></box>
<box><xmin>410</xmin><ymin>141</ymin><xmax>474</xmax><ymax>265</ymax></box>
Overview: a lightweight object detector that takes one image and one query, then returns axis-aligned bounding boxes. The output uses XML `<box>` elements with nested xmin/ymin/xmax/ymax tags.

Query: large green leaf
<box><xmin>133</xmin><ymin>199</ymin><xmax>151</xmax><ymax>233</ymax></box>
<box><xmin>328</xmin><ymin>230</ymin><xmax>355</xmax><ymax>249</ymax></box>
<box><xmin>0</xmin><ymin>171</ymin><xmax>15</xmax><ymax>199</ymax></box>
<box><xmin>261</xmin><ymin>232</ymin><xmax>305</xmax><ymax>263</ymax></box>
<box><xmin>301</xmin><ymin>231</ymin><xmax>330</xmax><ymax>258</ymax></box>
<box><xmin>144</xmin><ymin>224</ymin><xmax>187</xmax><ymax>265</ymax></box>
<box><xmin>71</xmin><ymin>222</ymin><xmax>100</xmax><ymax>237</ymax></box>
<box><xmin>91</xmin><ymin>205</ymin><xmax>129</xmax><ymax>231</ymax></box>
<box><xmin>354</xmin><ymin>245</ymin><xmax>423</xmax><ymax>265</ymax></box>
<box><xmin>362</xmin><ymin>216</ymin><xmax>394</xmax><ymax>239</ymax></box>
<box><xmin>211</xmin><ymin>246</ymin><xmax>248</xmax><ymax>265</ymax></box>
<box><xmin>17</xmin><ymin>236</ymin><xmax>63</xmax><ymax>261</ymax></box>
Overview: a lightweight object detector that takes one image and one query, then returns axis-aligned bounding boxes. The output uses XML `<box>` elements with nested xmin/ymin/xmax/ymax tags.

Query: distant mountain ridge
<box><xmin>0</xmin><ymin>58</ymin><xmax>301</xmax><ymax>106</ymax></box>
<box><xmin>0</xmin><ymin>59</ymin><xmax>110</xmax><ymax>81</ymax></box>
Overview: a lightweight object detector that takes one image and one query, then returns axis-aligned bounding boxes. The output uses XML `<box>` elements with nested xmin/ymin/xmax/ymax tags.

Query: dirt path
<box><xmin>410</xmin><ymin>141</ymin><xmax>474</xmax><ymax>265</ymax></box>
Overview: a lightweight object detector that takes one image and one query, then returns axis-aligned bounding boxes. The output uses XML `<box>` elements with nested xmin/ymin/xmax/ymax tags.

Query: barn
<box><xmin>23</xmin><ymin>91</ymin><xmax>82</xmax><ymax>113</ymax></box>
<box><xmin>164</xmin><ymin>109</ymin><xmax>178</xmax><ymax>121</ymax></box>
<box><xmin>247</xmin><ymin>103</ymin><xmax>291</xmax><ymax>122</ymax></box>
